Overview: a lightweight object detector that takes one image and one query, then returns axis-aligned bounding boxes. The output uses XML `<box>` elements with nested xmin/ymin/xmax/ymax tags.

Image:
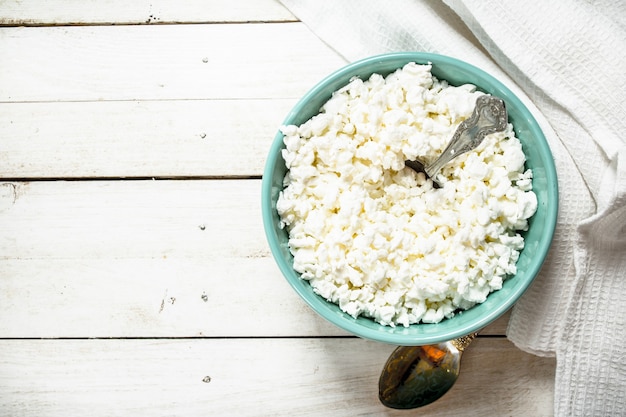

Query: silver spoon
<box><xmin>405</xmin><ymin>95</ymin><xmax>508</xmax><ymax>188</ymax></box>
<box><xmin>378</xmin><ymin>333</ymin><xmax>478</xmax><ymax>409</ymax></box>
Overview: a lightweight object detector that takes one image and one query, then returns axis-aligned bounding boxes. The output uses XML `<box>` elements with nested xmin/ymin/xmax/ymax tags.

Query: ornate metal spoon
<box><xmin>405</xmin><ymin>95</ymin><xmax>507</xmax><ymax>188</ymax></box>
<box><xmin>378</xmin><ymin>333</ymin><xmax>478</xmax><ymax>409</ymax></box>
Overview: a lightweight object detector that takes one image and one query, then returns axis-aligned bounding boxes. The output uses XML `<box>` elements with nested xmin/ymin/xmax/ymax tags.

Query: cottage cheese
<box><xmin>277</xmin><ymin>62</ymin><xmax>537</xmax><ymax>327</ymax></box>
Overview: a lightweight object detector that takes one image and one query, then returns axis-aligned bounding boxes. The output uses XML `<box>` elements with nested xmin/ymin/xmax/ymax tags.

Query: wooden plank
<box><xmin>0</xmin><ymin>179</ymin><xmax>511</xmax><ymax>337</ymax></box>
<box><xmin>0</xmin><ymin>257</ymin><xmax>346</xmax><ymax>338</ymax></box>
<box><xmin>0</xmin><ymin>99</ymin><xmax>295</xmax><ymax>178</ymax></box>
<box><xmin>0</xmin><ymin>256</ymin><xmax>512</xmax><ymax>338</ymax></box>
<box><xmin>0</xmin><ymin>180</ymin><xmax>265</xmax><ymax>260</ymax></box>
<box><xmin>0</xmin><ymin>23</ymin><xmax>347</xmax><ymax>102</ymax></box>
<box><xmin>0</xmin><ymin>338</ymin><xmax>555</xmax><ymax>416</ymax></box>
<box><xmin>0</xmin><ymin>0</ymin><xmax>296</xmax><ymax>26</ymax></box>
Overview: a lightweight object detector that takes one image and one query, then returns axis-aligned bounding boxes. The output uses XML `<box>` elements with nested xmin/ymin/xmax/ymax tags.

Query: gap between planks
<box><xmin>0</xmin><ymin>0</ymin><xmax>297</xmax><ymax>26</ymax></box>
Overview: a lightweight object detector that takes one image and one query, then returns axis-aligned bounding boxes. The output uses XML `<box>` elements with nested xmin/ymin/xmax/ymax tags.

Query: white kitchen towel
<box><xmin>279</xmin><ymin>1</ymin><xmax>626</xmax><ymax>415</ymax></box>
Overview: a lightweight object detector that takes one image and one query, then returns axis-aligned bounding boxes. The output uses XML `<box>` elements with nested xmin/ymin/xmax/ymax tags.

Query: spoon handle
<box><xmin>425</xmin><ymin>95</ymin><xmax>507</xmax><ymax>178</ymax></box>
<box><xmin>450</xmin><ymin>332</ymin><xmax>478</xmax><ymax>351</ymax></box>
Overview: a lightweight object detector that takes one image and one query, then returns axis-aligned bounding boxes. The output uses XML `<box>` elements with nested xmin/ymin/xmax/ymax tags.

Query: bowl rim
<box><xmin>261</xmin><ymin>51</ymin><xmax>558</xmax><ymax>345</ymax></box>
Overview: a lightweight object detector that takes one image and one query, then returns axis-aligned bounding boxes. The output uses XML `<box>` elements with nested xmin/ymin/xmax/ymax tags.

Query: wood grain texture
<box><xmin>0</xmin><ymin>99</ymin><xmax>294</xmax><ymax>178</ymax></box>
<box><xmin>0</xmin><ymin>0</ymin><xmax>296</xmax><ymax>25</ymax></box>
<box><xmin>0</xmin><ymin>255</ymin><xmax>512</xmax><ymax>338</ymax></box>
<box><xmin>0</xmin><ymin>338</ymin><xmax>555</xmax><ymax>417</ymax></box>
<box><xmin>0</xmin><ymin>179</ymin><xmax>511</xmax><ymax>338</ymax></box>
<box><xmin>0</xmin><ymin>23</ymin><xmax>346</xmax><ymax>102</ymax></box>
<box><xmin>0</xmin><ymin>1</ymin><xmax>556</xmax><ymax>413</ymax></box>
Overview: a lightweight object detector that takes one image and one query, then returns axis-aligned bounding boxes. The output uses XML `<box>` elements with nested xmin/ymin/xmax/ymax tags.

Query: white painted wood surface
<box><xmin>0</xmin><ymin>100</ymin><xmax>295</xmax><ymax>178</ymax></box>
<box><xmin>0</xmin><ymin>338</ymin><xmax>555</xmax><ymax>417</ymax></box>
<box><xmin>0</xmin><ymin>1</ymin><xmax>556</xmax><ymax>415</ymax></box>
<box><xmin>0</xmin><ymin>23</ymin><xmax>345</xmax><ymax>102</ymax></box>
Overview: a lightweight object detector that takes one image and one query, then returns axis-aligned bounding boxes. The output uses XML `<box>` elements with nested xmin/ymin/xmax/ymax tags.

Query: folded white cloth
<box><xmin>279</xmin><ymin>1</ymin><xmax>626</xmax><ymax>415</ymax></box>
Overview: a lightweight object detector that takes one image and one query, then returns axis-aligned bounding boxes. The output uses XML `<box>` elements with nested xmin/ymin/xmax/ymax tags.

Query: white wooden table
<box><xmin>0</xmin><ymin>1</ymin><xmax>556</xmax><ymax>415</ymax></box>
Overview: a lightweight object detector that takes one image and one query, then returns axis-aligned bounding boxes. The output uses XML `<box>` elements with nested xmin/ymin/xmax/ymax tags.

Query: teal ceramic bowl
<box><xmin>262</xmin><ymin>52</ymin><xmax>558</xmax><ymax>346</ymax></box>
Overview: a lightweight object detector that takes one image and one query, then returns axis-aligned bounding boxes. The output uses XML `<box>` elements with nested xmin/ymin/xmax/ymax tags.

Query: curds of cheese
<box><xmin>277</xmin><ymin>63</ymin><xmax>537</xmax><ymax>327</ymax></box>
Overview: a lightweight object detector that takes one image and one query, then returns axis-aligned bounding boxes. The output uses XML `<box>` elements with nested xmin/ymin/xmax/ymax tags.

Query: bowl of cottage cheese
<box><xmin>262</xmin><ymin>52</ymin><xmax>558</xmax><ymax>345</ymax></box>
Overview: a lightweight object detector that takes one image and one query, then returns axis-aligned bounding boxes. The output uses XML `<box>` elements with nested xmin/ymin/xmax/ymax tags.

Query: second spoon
<box><xmin>378</xmin><ymin>333</ymin><xmax>478</xmax><ymax>409</ymax></box>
